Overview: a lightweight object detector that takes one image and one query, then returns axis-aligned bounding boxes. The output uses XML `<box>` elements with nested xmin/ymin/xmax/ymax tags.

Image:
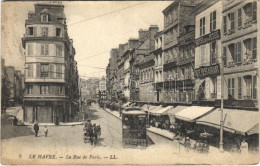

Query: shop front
<box><xmin>23</xmin><ymin>97</ymin><xmax>68</xmax><ymax>123</ymax></box>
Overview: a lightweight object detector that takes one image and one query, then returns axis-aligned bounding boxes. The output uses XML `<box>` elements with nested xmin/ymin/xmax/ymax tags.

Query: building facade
<box><xmin>194</xmin><ymin>0</ymin><xmax>223</xmax><ymax>102</ymax></box>
<box><xmin>221</xmin><ymin>0</ymin><xmax>259</xmax><ymax>109</ymax></box>
<box><xmin>22</xmin><ymin>3</ymin><xmax>79</xmax><ymax>123</ymax></box>
<box><xmin>160</xmin><ymin>0</ymin><xmax>198</xmax><ymax>103</ymax></box>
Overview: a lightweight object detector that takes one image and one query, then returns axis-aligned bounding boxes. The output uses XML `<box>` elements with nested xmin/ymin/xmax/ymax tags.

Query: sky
<box><xmin>1</xmin><ymin>1</ymin><xmax>172</xmax><ymax>78</ymax></box>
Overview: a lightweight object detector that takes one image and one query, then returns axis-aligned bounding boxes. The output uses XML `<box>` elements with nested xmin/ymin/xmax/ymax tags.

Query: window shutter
<box><xmin>41</xmin><ymin>27</ymin><xmax>43</xmax><ymax>36</ymax></box>
<box><xmin>41</xmin><ymin>44</ymin><xmax>44</xmax><ymax>55</ymax></box>
<box><xmin>50</xmin><ymin>64</ymin><xmax>54</xmax><ymax>78</ymax></box>
<box><xmin>33</xmin><ymin>27</ymin><xmax>37</xmax><ymax>36</ymax></box>
<box><xmin>26</xmin><ymin>28</ymin><xmax>29</xmax><ymax>36</ymax></box>
<box><xmin>36</xmin><ymin>63</ymin><xmax>41</xmax><ymax>77</ymax></box>
<box><xmin>46</xmin><ymin>27</ymin><xmax>49</xmax><ymax>37</ymax></box>
<box><xmin>234</xmin><ymin>43</ymin><xmax>237</xmax><ymax>63</ymax></box>
<box><xmin>237</xmin><ymin>42</ymin><xmax>241</xmax><ymax>63</ymax></box>
<box><xmin>253</xmin><ymin>2</ymin><xmax>257</xmax><ymax>21</ymax></box>
<box><xmin>45</xmin><ymin>44</ymin><xmax>49</xmax><ymax>55</ymax></box>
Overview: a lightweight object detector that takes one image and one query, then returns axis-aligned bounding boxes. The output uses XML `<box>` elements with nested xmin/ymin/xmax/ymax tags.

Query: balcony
<box><xmin>228</xmin><ymin>61</ymin><xmax>235</xmax><ymax>68</ymax></box>
<box><xmin>243</xmin><ymin>20</ymin><xmax>253</xmax><ymax>29</ymax></box>
<box><xmin>243</xmin><ymin>96</ymin><xmax>252</xmax><ymax>100</ymax></box>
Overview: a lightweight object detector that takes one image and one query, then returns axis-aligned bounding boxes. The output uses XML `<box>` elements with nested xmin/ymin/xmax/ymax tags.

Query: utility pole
<box><xmin>219</xmin><ymin>51</ymin><xmax>224</xmax><ymax>152</ymax></box>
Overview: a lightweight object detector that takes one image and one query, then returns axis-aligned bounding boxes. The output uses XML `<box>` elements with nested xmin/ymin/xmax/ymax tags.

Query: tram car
<box><xmin>122</xmin><ymin>107</ymin><xmax>148</xmax><ymax>148</ymax></box>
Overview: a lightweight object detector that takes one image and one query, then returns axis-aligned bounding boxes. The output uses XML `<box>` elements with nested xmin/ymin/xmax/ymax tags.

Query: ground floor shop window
<box><xmin>228</xmin><ymin>78</ymin><xmax>235</xmax><ymax>98</ymax></box>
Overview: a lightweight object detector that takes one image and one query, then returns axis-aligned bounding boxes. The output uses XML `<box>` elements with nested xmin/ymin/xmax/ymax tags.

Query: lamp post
<box><xmin>219</xmin><ymin>52</ymin><xmax>224</xmax><ymax>152</ymax></box>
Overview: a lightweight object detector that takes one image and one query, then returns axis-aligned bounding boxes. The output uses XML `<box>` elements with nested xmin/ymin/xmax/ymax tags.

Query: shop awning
<box><xmin>196</xmin><ymin>109</ymin><xmax>259</xmax><ymax>135</ymax></box>
<box><xmin>148</xmin><ymin>105</ymin><xmax>163</xmax><ymax>113</ymax></box>
<box><xmin>175</xmin><ymin>106</ymin><xmax>215</xmax><ymax>122</ymax></box>
<box><xmin>163</xmin><ymin>106</ymin><xmax>189</xmax><ymax>124</ymax></box>
<box><xmin>141</xmin><ymin>104</ymin><xmax>159</xmax><ymax>112</ymax></box>
<box><xmin>150</xmin><ymin>106</ymin><xmax>174</xmax><ymax>116</ymax></box>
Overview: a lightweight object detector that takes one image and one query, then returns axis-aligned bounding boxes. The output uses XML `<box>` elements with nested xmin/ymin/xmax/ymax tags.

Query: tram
<box><xmin>122</xmin><ymin>107</ymin><xmax>148</xmax><ymax>148</ymax></box>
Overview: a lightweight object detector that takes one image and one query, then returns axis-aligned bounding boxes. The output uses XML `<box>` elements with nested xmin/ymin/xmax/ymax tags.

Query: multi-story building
<box><xmin>1</xmin><ymin>59</ymin><xmax>10</xmax><ymax>109</ymax></box>
<box><xmin>5</xmin><ymin>66</ymin><xmax>16</xmax><ymax>106</ymax></box>
<box><xmin>122</xmin><ymin>39</ymin><xmax>139</xmax><ymax>99</ymax></box>
<box><xmin>161</xmin><ymin>0</ymin><xmax>199</xmax><ymax>103</ymax></box>
<box><xmin>221</xmin><ymin>0</ymin><xmax>258</xmax><ymax>109</ymax></box>
<box><xmin>14</xmin><ymin>70</ymin><xmax>24</xmax><ymax>104</ymax></box>
<box><xmin>194</xmin><ymin>0</ymin><xmax>223</xmax><ymax>103</ymax></box>
<box><xmin>22</xmin><ymin>3</ymin><xmax>79</xmax><ymax>123</ymax></box>
<box><xmin>153</xmin><ymin>31</ymin><xmax>164</xmax><ymax>102</ymax></box>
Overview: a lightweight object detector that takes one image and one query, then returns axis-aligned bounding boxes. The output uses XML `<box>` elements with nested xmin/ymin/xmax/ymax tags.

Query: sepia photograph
<box><xmin>1</xmin><ymin>0</ymin><xmax>259</xmax><ymax>165</ymax></box>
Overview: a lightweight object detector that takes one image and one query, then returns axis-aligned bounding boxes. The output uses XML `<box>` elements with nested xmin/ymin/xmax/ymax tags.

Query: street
<box><xmin>1</xmin><ymin>104</ymin><xmax>257</xmax><ymax>165</ymax></box>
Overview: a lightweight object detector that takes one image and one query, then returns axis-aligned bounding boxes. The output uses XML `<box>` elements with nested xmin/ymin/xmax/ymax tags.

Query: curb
<box><xmin>147</xmin><ymin>128</ymin><xmax>174</xmax><ymax>141</ymax></box>
<box><xmin>103</xmin><ymin>108</ymin><xmax>122</xmax><ymax>120</ymax></box>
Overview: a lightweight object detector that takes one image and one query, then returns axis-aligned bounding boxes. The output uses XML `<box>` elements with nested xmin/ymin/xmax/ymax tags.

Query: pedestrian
<box><xmin>33</xmin><ymin>122</ymin><xmax>39</xmax><ymax>137</ymax></box>
<box><xmin>44</xmin><ymin>125</ymin><xmax>48</xmax><ymax>137</ymax></box>
<box><xmin>184</xmin><ymin>137</ymin><xmax>191</xmax><ymax>153</ymax></box>
<box><xmin>240</xmin><ymin>138</ymin><xmax>249</xmax><ymax>155</ymax></box>
<box><xmin>13</xmin><ymin>116</ymin><xmax>18</xmax><ymax>126</ymax></box>
<box><xmin>202</xmin><ymin>140</ymin><xmax>209</xmax><ymax>154</ymax></box>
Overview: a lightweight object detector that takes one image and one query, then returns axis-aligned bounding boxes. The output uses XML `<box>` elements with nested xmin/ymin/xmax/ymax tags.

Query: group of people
<box><xmin>83</xmin><ymin>120</ymin><xmax>101</xmax><ymax>145</ymax></box>
<box><xmin>33</xmin><ymin>122</ymin><xmax>48</xmax><ymax>137</ymax></box>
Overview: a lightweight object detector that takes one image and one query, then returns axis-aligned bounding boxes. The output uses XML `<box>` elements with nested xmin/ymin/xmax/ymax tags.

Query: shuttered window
<box><xmin>210</xmin><ymin>11</ymin><xmax>216</xmax><ymax>32</ymax></box>
<box><xmin>223</xmin><ymin>16</ymin><xmax>227</xmax><ymax>34</ymax></box>
<box><xmin>28</xmin><ymin>44</ymin><xmax>33</xmax><ymax>56</ymax></box>
<box><xmin>228</xmin><ymin>78</ymin><xmax>235</xmax><ymax>97</ymax></box>
<box><xmin>223</xmin><ymin>47</ymin><xmax>227</xmax><ymax>66</ymax></box>
<box><xmin>236</xmin><ymin>42</ymin><xmax>242</xmax><ymax>63</ymax></box>
<box><xmin>56</xmin><ymin>64</ymin><xmax>62</xmax><ymax>78</ymax></box>
<box><xmin>238</xmin><ymin>9</ymin><xmax>242</xmax><ymax>29</ymax></box>
<box><xmin>41</xmin><ymin>44</ymin><xmax>49</xmax><ymax>55</ymax></box>
<box><xmin>50</xmin><ymin>64</ymin><xmax>55</xmax><ymax>78</ymax></box>
<box><xmin>238</xmin><ymin>77</ymin><xmax>242</xmax><ymax>99</ymax></box>
<box><xmin>252</xmin><ymin>1</ymin><xmax>257</xmax><ymax>21</ymax></box>
<box><xmin>56</xmin><ymin>44</ymin><xmax>62</xmax><ymax>56</ymax></box>
<box><xmin>252</xmin><ymin>75</ymin><xmax>257</xmax><ymax>99</ymax></box>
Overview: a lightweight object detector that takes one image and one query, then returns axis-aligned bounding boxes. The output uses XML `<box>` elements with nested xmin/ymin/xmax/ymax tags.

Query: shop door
<box><xmin>37</xmin><ymin>106</ymin><xmax>52</xmax><ymax>123</ymax></box>
<box><xmin>25</xmin><ymin>106</ymin><xmax>34</xmax><ymax>123</ymax></box>
<box><xmin>56</xmin><ymin>106</ymin><xmax>64</xmax><ymax>122</ymax></box>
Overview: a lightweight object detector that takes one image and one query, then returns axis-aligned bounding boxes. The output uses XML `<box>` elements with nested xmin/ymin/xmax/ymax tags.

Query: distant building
<box><xmin>22</xmin><ymin>3</ymin><xmax>79</xmax><ymax>123</ymax></box>
<box><xmin>5</xmin><ymin>66</ymin><xmax>16</xmax><ymax>106</ymax></box>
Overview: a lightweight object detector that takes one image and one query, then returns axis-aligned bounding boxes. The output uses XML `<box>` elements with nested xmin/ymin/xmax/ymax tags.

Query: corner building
<box><xmin>22</xmin><ymin>3</ymin><xmax>79</xmax><ymax>123</ymax></box>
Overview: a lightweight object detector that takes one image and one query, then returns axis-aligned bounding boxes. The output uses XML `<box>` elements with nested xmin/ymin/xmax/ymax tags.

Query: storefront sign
<box><xmin>194</xmin><ymin>64</ymin><xmax>220</xmax><ymax>79</ymax></box>
<box><xmin>195</xmin><ymin>29</ymin><xmax>220</xmax><ymax>47</ymax></box>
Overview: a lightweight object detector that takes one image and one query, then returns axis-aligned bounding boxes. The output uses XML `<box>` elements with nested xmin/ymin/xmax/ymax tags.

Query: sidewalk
<box><xmin>103</xmin><ymin>106</ymin><xmax>226</xmax><ymax>154</ymax></box>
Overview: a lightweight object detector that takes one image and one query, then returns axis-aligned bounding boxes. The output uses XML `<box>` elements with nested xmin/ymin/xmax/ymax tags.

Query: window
<box><xmin>210</xmin><ymin>11</ymin><xmax>216</xmax><ymax>32</ymax></box>
<box><xmin>27</xmin><ymin>64</ymin><xmax>33</xmax><ymax>78</ymax></box>
<box><xmin>210</xmin><ymin>42</ymin><xmax>217</xmax><ymax>64</ymax></box>
<box><xmin>56</xmin><ymin>44</ymin><xmax>62</xmax><ymax>56</ymax></box>
<box><xmin>200</xmin><ymin>45</ymin><xmax>206</xmax><ymax>66</ymax></box>
<box><xmin>41</xmin><ymin>27</ymin><xmax>48</xmax><ymax>36</ymax></box>
<box><xmin>28</xmin><ymin>27</ymin><xmax>33</xmax><ymax>36</ymax></box>
<box><xmin>228</xmin><ymin>78</ymin><xmax>235</xmax><ymax>97</ymax></box>
<box><xmin>244</xmin><ymin>75</ymin><xmax>252</xmax><ymax>99</ymax></box>
<box><xmin>228</xmin><ymin>13</ymin><xmax>235</xmax><ymax>32</ymax></box>
<box><xmin>211</xmin><ymin>77</ymin><xmax>217</xmax><ymax>98</ymax></box>
<box><xmin>56</xmin><ymin>64</ymin><xmax>62</xmax><ymax>78</ymax></box>
<box><xmin>56</xmin><ymin>28</ymin><xmax>61</xmax><ymax>37</ymax></box>
<box><xmin>252</xmin><ymin>75</ymin><xmax>257</xmax><ymax>99</ymax></box>
<box><xmin>41</xmin><ymin>14</ymin><xmax>48</xmax><ymax>22</ymax></box>
<box><xmin>228</xmin><ymin>44</ymin><xmax>235</xmax><ymax>64</ymax></box>
<box><xmin>223</xmin><ymin>16</ymin><xmax>227</xmax><ymax>34</ymax></box>
<box><xmin>238</xmin><ymin>77</ymin><xmax>242</xmax><ymax>99</ymax></box>
<box><xmin>223</xmin><ymin>47</ymin><xmax>227</xmax><ymax>66</ymax></box>
<box><xmin>58</xmin><ymin>86</ymin><xmax>63</xmax><ymax>94</ymax></box>
<box><xmin>244</xmin><ymin>3</ymin><xmax>252</xmax><ymax>22</ymax></box>
<box><xmin>200</xmin><ymin>17</ymin><xmax>205</xmax><ymax>36</ymax></box>
<box><xmin>40</xmin><ymin>85</ymin><xmax>49</xmax><ymax>94</ymax></box>
<box><xmin>252</xmin><ymin>1</ymin><xmax>257</xmax><ymax>22</ymax></box>
<box><xmin>236</xmin><ymin>42</ymin><xmax>242</xmax><ymax>63</ymax></box>
<box><xmin>27</xmin><ymin>85</ymin><xmax>33</xmax><ymax>94</ymax></box>
<box><xmin>41</xmin><ymin>44</ymin><xmax>49</xmax><ymax>55</ymax></box>
<box><xmin>238</xmin><ymin>8</ymin><xmax>242</xmax><ymax>29</ymax></box>
<box><xmin>50</xmin><ymin>64</ymin><xmax>55</xmax><ymax>78</ymax></box>
<box><xmin>28</xmin><ymin>44</ymin><xmax>33</xmax><ymax>56</ymax></box>
<box><xmin>252</xmin><ymin>37</ymin><xmax>257</xmax><ymax>59</ymax></box>
<box><xmin>41</xmin><ymin>64</ymin><xmax>49</xmax><ymax>77</ymax></box>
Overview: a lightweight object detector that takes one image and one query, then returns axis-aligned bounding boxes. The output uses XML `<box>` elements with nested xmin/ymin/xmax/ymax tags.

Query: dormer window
<box><xmin>41</xmin><ymin>14</ymin><xmax>48</xmax><ymax>22</ymax></box>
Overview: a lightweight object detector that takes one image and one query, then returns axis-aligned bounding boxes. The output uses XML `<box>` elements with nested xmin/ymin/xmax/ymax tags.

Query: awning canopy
<box><xmin>141</xmin><ymin>104</ymin><xmax>159</xmax><ymax>112</ymax></box>
<box><xmin>196</xmin><ymin>109</ymin><xmax>259</xmax><ymax>135</ymax></box>
<box><xmin>175</xmin><ymin>106</ymin><xmax>215</xmax><ymax>122</ymax></box>
<box><xmin>163</xmin><ymin>106</ymin><xmax>189</xmax><ymax>124</ymax></box>
<box><xmin>148</xmin><ymin>105</ymin><xmax>163</xmax><ymax>113</ymax></box>
<box><xmin>150</xmin><ymin>106</ymin><xmax>174</xmax><ymax>116</ymax></box>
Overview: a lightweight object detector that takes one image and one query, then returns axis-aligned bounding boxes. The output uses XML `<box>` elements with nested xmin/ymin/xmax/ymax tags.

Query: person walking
<box><xmin>33</xmin><ymin>122</ymin><xmax>39</xmax><ymax>137</ymax></box>
<box><xmin>184</xmin><ymin>137</ymin><xmax>191</xmax><ymax>153</ymax></box>
<box><xmin>240</xmin><ymin>138</ymin><xmax>249</xmax><ymax>155</ymax></box>
<box><xmin>44</xmin><ymin>126</ymin><xmax>48</xmax><ymax>137</ymax></box>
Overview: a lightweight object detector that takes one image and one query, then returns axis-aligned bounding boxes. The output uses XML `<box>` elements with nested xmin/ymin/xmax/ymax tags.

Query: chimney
<box><xmin>128</xmin><ymin>38</ymin><xmax>139</xmax><ymax>49</ymax></box>
<box><xmin>138</xmin><ymin>29</ymin><xmax>149</xmax><ymax>43</ymax></box>
<box><xmin>149</xmin><ymin>25</ymin><xmax>159</xmax><ymax>39</ymax></box>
